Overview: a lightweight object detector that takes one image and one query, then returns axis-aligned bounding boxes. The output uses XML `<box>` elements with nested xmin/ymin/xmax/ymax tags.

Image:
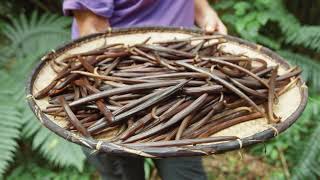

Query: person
<box><xmin>63</xmin><ymin>1</ymin><xmax>227</xmax><ymax>180</ymax></box>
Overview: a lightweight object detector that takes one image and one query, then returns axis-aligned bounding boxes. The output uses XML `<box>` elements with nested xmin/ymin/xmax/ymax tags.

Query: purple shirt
<box><xmin>63</xmin><ymin>0</ymin><xmax>195</xmax><ymax>39</ymax></box>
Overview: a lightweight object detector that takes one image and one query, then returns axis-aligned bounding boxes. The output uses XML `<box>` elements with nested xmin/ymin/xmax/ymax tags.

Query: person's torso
<box><xmin>109</xmin><ymin>0</ymin><xmax>194</xmax><ymax>28</ymax></box>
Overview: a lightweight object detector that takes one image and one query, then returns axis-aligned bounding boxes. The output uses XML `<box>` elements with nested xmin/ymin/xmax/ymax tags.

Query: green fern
<box><xmin>215</xmin><ymin>1</ymin><xmax>320</xmax><ymax>178</ymax></box>
<box><xmin>250</xmin><ymin>94</ymin><xmax>320</xmax><ymax>165</ymax></box>
<box><xmin>0</xmin><ymin>72</ymin><xmax>24</xmax><ymax>178</ymax></box>
<box><xmin>32</xmin><ymin>127</ymin><xmax>86</xmax><ymax>171</ymax></box>
<box><xmin>267</xmin><ymin>0</ymin><xmax>300</xmax><ymax>37</ymax></box>
<box><xmin>278</xmin><ymin>50</ymin><xmax>320</xmax><ymax>89</ymax></box>
<box><xmin>215</xmin><ymin>0</ymin><xmax>289</xmax><ymax>49</ymax></box>
<box><xmin>0</xmin><ymin>12</ymin><xmax>86</xmax><ymax>176</ymax></box>
<box><xmin>1</xmin><ymin>11</ymin><xmax>71</xmax><ymax>62</ymax></box>
<box><xmin>215</xmin><ymin>0</ymin><xmax>320</xmax><ymax>88</ymax></box>
<box><xmin>7</xmin><ymin>155</ymin><xmax>93</xmax><ymax>180</ymax></box>
<box><xmin>20</xmin><ymin>95</ymin><xmax>86</xmax><ymax>171</ymax></box>
<box><xmin>21</xmin><ymin>110</ymin><xmax>86</xmax><ymax>171</ymax></box>
<box><xmin>271</xmin><ymin>4</ymin><xmax>320</xmax><ymax>52</ymax></box>
<box><xmin>286</xmin><ymin>26</ymin><xmax>320</xmax><ymax>52</ymax></box>
<box><xmin>0</xmin><ymin>54</ymin><xmax>86</xmax><ymax>176</ymax></box>
<box><xmin>292</xmin><ymin>107</ymin><xmax>320</xmax><ymax>179</ymax></box>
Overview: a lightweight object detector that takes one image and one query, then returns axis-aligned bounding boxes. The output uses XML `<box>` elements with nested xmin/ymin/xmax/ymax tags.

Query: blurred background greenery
<box><xmin>0</xmin><ymin>0</ymin><xmax>319</xmax><ymax>179</ymax></box>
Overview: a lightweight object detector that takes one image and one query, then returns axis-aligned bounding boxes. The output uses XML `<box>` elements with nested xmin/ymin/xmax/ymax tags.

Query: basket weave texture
<box><xmin>26</xmin><ymin>27</ymin><xmax>308</xmax><ymax>158</ymax></box>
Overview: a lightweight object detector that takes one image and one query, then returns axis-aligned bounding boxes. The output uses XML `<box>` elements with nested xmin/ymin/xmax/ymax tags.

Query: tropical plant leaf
<box><xmin>214</xmin><ymin>2</ymin><xmax>320</xmax><ymax>179</ymax></box>
<box><xmin>15</xmin><ymin>55</ymin><xmax>86</xmax><ymax>171</ymax></box>
<box><xmin>278</xmin><ymin>50</ymin><xmax>320</xmax><ymax>89</ymax></box>
<box><xmin>0</xmin><ymin>11</ymin><xmax>86</xmax><ymax>177</ymax></box>
<box><xmin>144</xmin><ymin>158</ymin><xmax>155</xmax><ymax>180</ymax></box>
<box><xmin>250</xmin><ymin>94</ymin><xmax>320</xmax><ymax>164</ymax></box>
<box><xmin>1</xmin><ymin>11</ymin><xmax>71</xmax><ymax>64</ymax></box>
<box><xmin>7</xmin><ymin>156</ymin><xmax>93</xmax><ymax>180</ymax></box>
<box><xmin>292</xmin><ymin>116</ymin><xmax>320</xmax><ymax>179</ymax></box>
<box><xmin>0</xmin><ymin>73</ymin><xmax>23</xmax><ymax>178</ymax></box>
<box><xmin>31</xmin><ymin>126</ymin><xmax>86</xmax><ymax>171</ymax></box>
<box><xmin>21</xmin><ymin>102</ymin><xmax>86</xmax><ymax>172</ymax></box>
<box><xmin>286</xmin><ymin>26</ymin><xmax>320</xmax><ymax>52</ymax></box>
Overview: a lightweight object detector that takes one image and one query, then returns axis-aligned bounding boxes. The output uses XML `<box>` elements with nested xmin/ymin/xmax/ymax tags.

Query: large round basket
<box><xmin>26</xmin><ymin>27</ymin><xmax>308</xmax><ymax>158</ymax></box>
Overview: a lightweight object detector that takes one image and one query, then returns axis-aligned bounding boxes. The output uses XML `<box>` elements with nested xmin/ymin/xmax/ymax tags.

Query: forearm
<box><xmin>73</xmin><ymin>10</ymin><xmax>110</xmax><ymax>37</ymax></box>
<box><xmin>194</xmin><ymin>0</ymin><xmax>213</xmax><ymax>20</ymax></box>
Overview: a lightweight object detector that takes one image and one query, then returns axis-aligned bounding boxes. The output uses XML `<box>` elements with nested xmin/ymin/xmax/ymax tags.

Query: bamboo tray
<box><xmin>26</xmin><ymin>27</ymin><xmax>308</xmax><ymax>158</ymax></box>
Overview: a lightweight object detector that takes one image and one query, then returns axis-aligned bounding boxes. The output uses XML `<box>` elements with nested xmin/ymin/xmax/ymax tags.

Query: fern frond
<box><xmin>0</xmin><ymin>48</ymin><xmax>9</xmax><ymax>65</ymax></box>
<box><xmin>8</xmin><ymin>52</ymin><xmax>86</xmax><ymax>171</ymax></box>
<box><xmin>0</xmin><ymin>51</ymin><xmax>85</xmax><ymax>177</ymax></box>
<box><xmin>35</xmin><ymin>128</ymin><xmax>86</xmax><ymax>171</ymax></box>
<box><xmin>21</xmin><ymin>109</ymin><xmax>86</xmax><ymax>171</ymax></box>
<box><xmin>0</xmin><ymin>12</ymin><xmax>71</xmax><ymax>63</ymax></box>
<box><xmin>0</xmin><ymin>75</ymin><xmax>24</xmax><ymax>178</ymax></box>
<box><xmin>265</xmin><ymin>0</ymin><xmax>320</xmax><ymax>53</ymax></box>
<box><xmin>7</xmin><ymin>160</ymin><xmax>93</xmax><ymax>180</ymax></box>
<box><xmin>0</xmin><ymin>11</ymin><xmax>83</xmax><ymax>173</ymax></box>
<box><xmin>278</xmin><ymin>50</ymin><xmax>320</xmax><ymax>89</ymax></box>
<box><xmin>289</xmin><ymin>95</ymin><xmax>320</xmax><ymax>179</ymax></box>
<box><xmin>20</xmin><ymin>113</ymin><xmax>39</xmax><ymax>138</ymax></box>
<box><xmin>272</xmin><ymin>12</ymin><xmax>300</xmax><ymax>37</ymax></box>
<box><xmin>256</xmin><ymin>35</ymin><xmax>281</xmax><ymax>50</ymax></box>
<box><xmin>286</xmin><ymin>26</ymin><xmax>320</xmax><ymax>52</ymax></box>
<box><xmin>292</xmin><ymin>122</ymin><xmax>320</xmax><ymax>180</ymax></box>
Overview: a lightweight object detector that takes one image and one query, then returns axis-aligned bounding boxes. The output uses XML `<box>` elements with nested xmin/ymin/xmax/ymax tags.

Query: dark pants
<box><xmin>83</xmin><ymin>148</ymin><xmax>207</xmax><ymax>180</ymax></box>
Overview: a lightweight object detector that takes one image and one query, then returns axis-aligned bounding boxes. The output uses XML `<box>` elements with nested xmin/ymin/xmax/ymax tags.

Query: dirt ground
<box><xmin>149</xmin><ymin>151</ymin><xmax>280</xmax><ymax>180</ymax></box>
<box><xmin>202</xmin><ymin>151</ymin><xmax>277</xmax><ymax>180</ymax></box>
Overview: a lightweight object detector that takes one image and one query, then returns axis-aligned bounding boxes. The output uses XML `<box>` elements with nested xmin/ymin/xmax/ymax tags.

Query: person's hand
<box><xmin>196</xmin><ymin>8</ymin><xmax>227</xmax><ymax>34</ymax></box>
<box><xmin>73</xmin><ymin>10</ymin><xmax>109</xmax><ymax>37</ymax></box>
<box><xmin>195</xmin><ymin>0</ymin><xmax>227</xmax><ymax>34</ymax></box>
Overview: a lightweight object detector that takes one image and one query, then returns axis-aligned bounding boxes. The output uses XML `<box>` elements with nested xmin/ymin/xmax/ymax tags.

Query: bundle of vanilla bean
<box><xmin>36</xmin><ymin>35</ymin><xmax>301</xmax><ymax>146</ymax></box>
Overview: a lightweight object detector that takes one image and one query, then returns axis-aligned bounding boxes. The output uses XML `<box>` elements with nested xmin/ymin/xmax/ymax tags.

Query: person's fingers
<box><xmin>205</xmin><ymin>24</ymin><xmax>216</xmax><ymax>33</ymax></box>
<box><xmin>199</xmin><ymin>11</ymin><xmax>228</xmax><ymax>34</ymax></box>
<box><xmin>205</xmin><ymin>18</ymin><xmax>218</xmax><ymax>33</ymax></box>
<box><xmin>217</xmin><ymin>21</ymin><xmax>228</xmax><ymax>35</ymax></box>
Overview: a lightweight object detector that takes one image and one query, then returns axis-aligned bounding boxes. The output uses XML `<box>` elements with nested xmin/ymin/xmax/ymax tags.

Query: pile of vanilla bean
<box><xmin>35</xmin><ymin>35</ymin><xmax>301</xmax><ymax>147</ymax></box>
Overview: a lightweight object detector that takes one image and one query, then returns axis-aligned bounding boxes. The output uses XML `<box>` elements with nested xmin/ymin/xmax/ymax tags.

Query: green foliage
<box><xmin>292</xmin><ymin>108</ymin><xmax>320</xmax><ymax>180</ymax></box>
<box><xmin>278</xmin><ymin>50</ymin><xmax>320</xmax><ymax>89</ymax></box>
<box><xmin>0</xmin><ymin>73</ymin><xmax>24</xmax><ymax>178</ymax></box>
<box><xmin>7</xmin><ymin>148</ymin><xmax>94</xmax><ymax>180</ymax></box>
<box><xmin>215</xmin><ymin>0</ymin><xmax>299</xmax><ymax>48</ymax></box>
<box><xmin>28</xmin><ymin>124</ymin><xmax>86</xmax><ymax>171</ymax></box>
<box><xmin>144</xmin><ymin>158</ymin><xmax>155</xmax><ymax>180</ymax></box>
<box><xmin>0</xmin><ymin>11</ymin><xmax>70</xmax><ymax>65</ymax></box>
<box><xmin>286</xmin><ymin>26</ymin><xmax>320</xmax><ymax>52</ymax></box>
<box><xmin>0</xmin><ymin>53</ymin><xmax>34</xmax><ymax>178</ymax></box>
<box><xmin>8</xmin><ymin>164</ymin><xmax>91</xmax><ymax>180</ymax></box>
<box><xmin>215</xmin><ymin>0</ymin><xmax>283</xmax><ymax>49</ymax></box>
<box><xmin>251</xmin><ymin>95</ymin><xmax>320</xmax><ymax>164</ymax></box>
<box><xmin>214</xmin><ymin>0</ymin><xmax>320</xmax><ymax>178</ymax></box>
<box><xmin>0</xmin><ymin>0</ymin><xmax>63</xmax><ymax>19</ymax></box>
<box><xmin>214</xmin><ymin>0</ymin><xmax>320</xmax><ymax>55</ymax></box>
<box><xmin>0</xmin><ymin>12</ymin><xmax>86</xmax><ymax>177</ymax></box>
<box><xmin>0</xmin><ymin>1</ymin><xmax>318</xmax><ymax>178</ymax></box>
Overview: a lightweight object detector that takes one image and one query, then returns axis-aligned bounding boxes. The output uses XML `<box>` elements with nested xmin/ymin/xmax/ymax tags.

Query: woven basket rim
<box><xmin>25</xmin><ymin>26</ymin><xmax>308</xmax><ymax>158</ymax></box>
